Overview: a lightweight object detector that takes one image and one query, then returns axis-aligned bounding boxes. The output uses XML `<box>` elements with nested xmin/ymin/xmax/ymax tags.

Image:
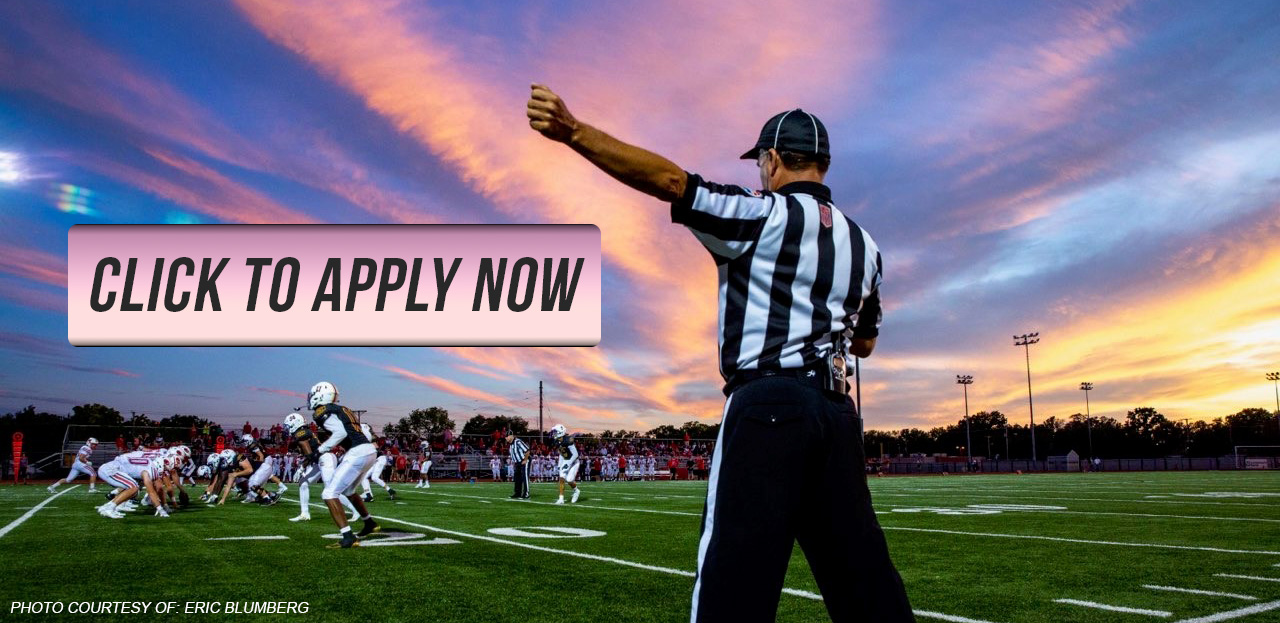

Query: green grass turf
<box><xmin>2</xmin><ymin>472</ymin><xmax>1279</xmax><ymax>622</ymax></box>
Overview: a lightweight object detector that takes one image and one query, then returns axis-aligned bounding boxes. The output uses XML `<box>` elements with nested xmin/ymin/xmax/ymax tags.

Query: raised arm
<box><xmin>526</xmin><ymin>84</ymin><xmax>686</xmax><ymax>202</ymax></box>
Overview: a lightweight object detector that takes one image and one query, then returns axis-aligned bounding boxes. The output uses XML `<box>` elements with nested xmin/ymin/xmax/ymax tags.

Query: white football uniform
<box><xmin>557</xmin><ymin>440</ymin><xmax>580</xmax><ymax>484</ymax></box>
<box><xmin>99</xmin><ymin>452</ymin><xmax>158</xmax><ymax>489</ymax></box>
<box><xmin>65</xmin><ymin>444</ymin><xmax>96</xmax><ymax>481</ymax></box>
<box><xmin>248</xmin><ymin>456</ymin><xmax>277</xmax><ymax>489</ymax></box>
<box><xmin>318</xmin><ymin>410</ymin><xmax>377</xmax><ymax>500</ymax></box>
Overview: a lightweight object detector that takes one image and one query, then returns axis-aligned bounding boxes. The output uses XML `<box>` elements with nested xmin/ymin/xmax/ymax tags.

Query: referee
<box><xmin>528</xmin><ymin>85</ymin><xmax>914</xmax><ymax>622</ymax></box>
<box><xmin>506</xmin><ymin>431</ymin><xmax>530</xmax><ymax>499</ymax></box>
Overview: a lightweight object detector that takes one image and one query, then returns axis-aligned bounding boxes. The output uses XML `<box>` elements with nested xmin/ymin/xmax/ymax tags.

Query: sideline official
<box><xmin>528</xmin><ymin>85</ymin><xmax>914</xmax><ymax>622</ymax></box>
<box><xmin>507</xmin><ymin>431</ymin><xmax>530</xmax><ymax>499</ymax></box>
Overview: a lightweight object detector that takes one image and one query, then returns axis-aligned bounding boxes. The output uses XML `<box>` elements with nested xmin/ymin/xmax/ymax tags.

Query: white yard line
<box><xmin>873</xmin><ymin>492</ymin><xmax>1278</xmax><ymax>508</ymax></box>
<box><xmin>0</xmin><ymin>485</ymin><xmax>78</xmax><ymax>540</ymax></box>
<box><xmin>285</xmin><ymin>496</ymin><xmax>1001</xmax><ymax>623</ymax></box>
<box><xmin>1171</xmin><ymin>600</ymin><xmax>1280</xmax><ymax>623</ymax></box>
<box><xmin>1142</xmin><ymin>585</ymin><xmax>1257</xmax><ymax>600</ymax></box>
<box><xmin>205</xmin><ymin>535</ymin><xmax>290</xmax><ymax>541</ymax></box>
<box><xmin>404</xmin><ymin>489</ymin><xmax>701</xmax><ymax>517</ymax></box>
<box><xmin>1213</xmin><ymin>574</ymin><xmax>1280</xmax><ymax>583</ymax></box>
<box><xmin>779</xmin><ymin>588</ymin><xmax>1002</xmax><ymax>623</ymax></box>
<box><xmin>883</xmin><ymin>527</ymin><xmax>1280</xmax><ymax>556</ymax></box>
<box><xmin>1053</xmin><ymin>599</ymin><xmax>1171</xmax><ymax>617</ymax></box>
<box><xmin>882</xmin><ymin>504</ymin><xmax>1280</xmax><ymax>524</ymax></box>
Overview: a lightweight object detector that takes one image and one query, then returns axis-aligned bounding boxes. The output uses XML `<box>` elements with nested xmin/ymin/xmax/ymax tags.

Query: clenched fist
<box><xmin>526</xmin><ymin>83</ymin><xmax>578</xmax><ymax>143</ymax></box>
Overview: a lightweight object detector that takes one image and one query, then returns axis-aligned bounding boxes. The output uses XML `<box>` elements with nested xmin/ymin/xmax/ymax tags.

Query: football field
<box><xmin>3</xmin><ymin>471</ymin><xmax>1280</xmax><ymax>622</ymax></box>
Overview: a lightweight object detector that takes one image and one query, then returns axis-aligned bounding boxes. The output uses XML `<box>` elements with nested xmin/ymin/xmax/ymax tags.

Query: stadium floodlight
<box><xmin>1080</xmin><ymin>382</ymin><xmax>1094</xmax><ymax>458</ymax></box>
<box><xmin>1268</xmin><ymin>372</ymin><xmax>1280</xmax><ymax>433</ymax></box>
<box><xmin>956</xmin><ymin>375</ymin><xmax>974</xmax><ymax>465</ymax></box>
<box><xmin>1013</xmin><ymin>333</ymin><xmax>1040</xmax><ymax>463</ymax></box>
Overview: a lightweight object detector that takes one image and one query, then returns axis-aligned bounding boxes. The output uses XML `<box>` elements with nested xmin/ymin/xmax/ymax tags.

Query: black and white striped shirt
<box><xmin>672</xmin><ymin>174</ymin><xmax>883</xmax><ymax>381</ymax></box>
<box><xmin>509</xmin><ymin>438</ymin><xmax>529</xmax><ymax>463</ymax></box>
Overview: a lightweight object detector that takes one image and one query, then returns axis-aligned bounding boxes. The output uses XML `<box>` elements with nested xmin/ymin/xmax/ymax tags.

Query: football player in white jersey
<box><xmin>416</xmin><ymin>443</ymin><xmax>433</xmax><ymax>489</ymax></box>
<box><xmin>48</xmin><ymin>437</ymin><xmax>99</xmax><ymax>494</ymax></box>
<box><xmin>551</xmin><ymin>425</ymin><xmax>581</xmax><ymax>504</ymax></box>
<box><xmin>359</xmin><ymin>424</ymin><xmax>396</xmax><ymax>502</ymax></box>
<box><xmin>284</xmin><ymin>412</ymin><xmax>356</xmax><ymax>522</ymax></box>
<box><xmin>96</xmin><ymin>452</ymin><xmax>170</xmax><ymax>518</ymax></box>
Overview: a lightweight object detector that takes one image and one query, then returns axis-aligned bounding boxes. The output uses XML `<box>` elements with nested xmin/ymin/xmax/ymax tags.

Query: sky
<box><xmin>1</xmin><ymin>0</ymin><xmax>1278</xmax><ymax>437</ymax></box>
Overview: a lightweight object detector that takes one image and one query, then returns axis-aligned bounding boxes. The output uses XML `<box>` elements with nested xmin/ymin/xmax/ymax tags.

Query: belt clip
<box><xmin>827</xmin><ymin>333</ymin><xmax>850</xmax><ymax>395</ymax></box>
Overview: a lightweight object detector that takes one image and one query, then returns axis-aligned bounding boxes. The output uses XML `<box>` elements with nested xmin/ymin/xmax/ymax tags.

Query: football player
<box><xmin>216</xmin><ymin>448</ymin><xmax>260</xmax><ymax>505</ymax></box>
<box><xmin>96</xmin><ymin>452</ymin><xmax>170</xmax><ymax>518</ymax></box>
<box><xmin>201</xmin><ymin>450</ymin><xmax>234</xmax><ymax>504</ymax></box>
<box><xmin>309</xmin><ymin>381</ymin><xmax>380</xmax><ymax>548</ymax></box>
<box><xmin>551</xmin><ymin>424</ymin><xmax>582</xmax><ymax>504</ymax></box>
<box><xmin>417</xmin><ymin>441</ymin><xmax>432</xmax><ymax>489</ymax></box>
<box><xmin>243</xmin><ymin>434</ymin><xmax>288</xmax><ymax>504</ymax></box>
<box><xmin>284</xmin><ymin>412</ymin><xmax>356</xmax><ymax>522</ymax></box>
<box><xmin>48</xmin><ymin>437</ymin><xmax>99</xmax><ymax>494</ymax></box>
<box><xmin>359</xmin><ymin>424</ymin><xmax>397</xmax><ymax>502</ymax></box>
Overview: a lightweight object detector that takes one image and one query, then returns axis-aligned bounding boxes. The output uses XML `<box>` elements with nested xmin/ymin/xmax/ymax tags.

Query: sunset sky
<box><xmin>1</xmin><ymin>1</ymin><xmax>1278</xmax><ymax>436</ymax></box>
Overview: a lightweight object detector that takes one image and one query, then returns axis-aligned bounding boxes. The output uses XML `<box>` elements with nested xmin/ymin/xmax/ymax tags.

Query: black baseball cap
<box><xmin>740</xmin><ymin>109</ymin><xmax>830</xmax><ymax>160</ymax></box>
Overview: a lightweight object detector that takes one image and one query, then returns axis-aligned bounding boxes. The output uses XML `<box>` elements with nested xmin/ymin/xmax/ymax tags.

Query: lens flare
<box><xmin>0</xmin><ymin>152</ymin><xmax>23</xmax><ymax>184</ymax></box>
<box><xmin>164</xmin><ymin>210</ymin><xmax>202</xmax><ymax>224</ymax></box>
<box><xmin>54</xmin><ymin>183</ymin><xmax>95</xmax><ymax>215</ymax></box>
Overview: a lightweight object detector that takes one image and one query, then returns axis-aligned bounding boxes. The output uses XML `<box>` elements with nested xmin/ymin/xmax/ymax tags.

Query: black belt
<box><xmin>723</xmin><ymin>359</ymin><xmax>842</xmax><ymax>397</ymax></box>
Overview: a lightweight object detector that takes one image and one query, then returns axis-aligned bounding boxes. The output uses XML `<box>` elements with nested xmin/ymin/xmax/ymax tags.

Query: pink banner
<box><xmin>67</xmin><ymin>225</ymin><xmax>600</xmax><ymax>346</ymax></box>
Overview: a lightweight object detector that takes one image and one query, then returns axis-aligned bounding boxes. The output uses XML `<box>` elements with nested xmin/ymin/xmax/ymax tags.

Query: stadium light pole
<box><xmin>957</xmin><ymin>375</ymin><xmax>973</xmax><ymax>464</ymax></box>
<box><xmin>1080</xmin><ymin>382</ymin><xmax>1094</xmax><ymax>458</ymax></box>
<box><xmin>1268</xmin><ymin>372</ymin><xmax>1280</xmax><ymax>436</ymax></box>
<box><xmin>1014</xmin><ymin>332</ymin><xmax>1040</xmax><ymax>463</ymax></box>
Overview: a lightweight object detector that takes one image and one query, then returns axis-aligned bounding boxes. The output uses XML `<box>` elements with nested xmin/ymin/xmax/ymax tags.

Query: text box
<box><xmin>68</xmin><ymin>225</ymin><xmax>600</xmax><ymax>346</ymax></box>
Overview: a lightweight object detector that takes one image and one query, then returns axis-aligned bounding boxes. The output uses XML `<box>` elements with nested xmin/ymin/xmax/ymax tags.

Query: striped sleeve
<box><xmin>852</xmin><ymin>248</ymin><xmax>883</xmax><ymax>339</ymax></box>
<box><xmin>671</xmin><ymin>172</ymin><xmax>774</xmax><ymax>261</ymax></box>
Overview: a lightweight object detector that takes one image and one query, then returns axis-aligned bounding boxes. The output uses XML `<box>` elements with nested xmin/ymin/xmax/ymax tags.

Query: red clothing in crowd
<box><xmin>115</xmin><ymin>436</ymin><xmax>125</xmax><ymax>451</ymax></box>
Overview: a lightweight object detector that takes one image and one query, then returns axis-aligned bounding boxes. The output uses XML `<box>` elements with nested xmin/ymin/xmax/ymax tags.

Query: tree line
<box><xmin>6</xmin><ymin>402</ymin><xmax>1275</xmax><ymax>460</ymax></box>
<box><xmin>863</xmin><ymin>407</ymin><xmax>1280</xmax><ymax>460</ymax></box>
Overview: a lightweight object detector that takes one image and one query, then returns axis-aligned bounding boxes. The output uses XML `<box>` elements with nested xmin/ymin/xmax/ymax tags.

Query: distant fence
<box><xmin>876</xmin><ymin>456</ymin><xmax>1278</xmax><ymax>474</ymax></box>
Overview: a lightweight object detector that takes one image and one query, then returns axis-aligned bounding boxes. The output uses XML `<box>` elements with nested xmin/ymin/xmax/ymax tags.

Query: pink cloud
<box><xmin>384</xmin><ymin>365</ymin><xmax>516</xmax><ymax>408</ymax></box>
<box><xmin>247</xmin><ymin>386</ymin><xmax>306</xmax><ymax>399</ymax></box>
<box><xmin>54</xmin><ymin>364</ymin><xmax>141</xmax><ymax>378</ymax></box>
<box><xmin>0</xmin><ymin>280</ymin><xmax>65</xmax><ymax>314</ymax></box>
<box><xmin>0</xmin><ymin>243</ymin><xmax>66</xmax><ymax>288</ymax></box>
<box><xmin>72</xmin><ymin>149</ymin><xmax>317</xmax><ymax>224</ymax></box>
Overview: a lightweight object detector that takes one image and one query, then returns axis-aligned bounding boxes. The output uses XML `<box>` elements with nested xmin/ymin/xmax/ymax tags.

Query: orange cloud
<box><xmin>232</xmin><ymin>0</ymin><xmax>885</xmax><ymax>431</ymax></box>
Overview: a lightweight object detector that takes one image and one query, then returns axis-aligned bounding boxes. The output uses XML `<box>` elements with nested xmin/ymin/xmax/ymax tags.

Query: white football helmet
<box><xmin>284</xmin><ymin>412</ymin><xmax>305</xmax><ymax>433</ymax></box>
<box><xmin>219</xmin><ymin>449</ymin><xmax>236</xmax><ymax>462</ymax></box>
<box><xmin>86</xmin><ymin>437</ymin><xmax>99</xmax><ymax>447</ymax></box>
<box><xmin>197</xmin><ymin>466</ymin><xmax>211</xmax><ymax>478</ymax></box>
<box><xmin>242</xmin><ymin>434</ymin><xmax>253</xmax><ymax>444</ymax></box>
<box><xmin>206</xmin><ymin>454</ymin><xmax>221</xmax><ymax>467</ymax></box>
<box><xmin>551</xmin><ymin>424</ymin><xmax>567</xmax><ymax>439</ymax></box>
<box><xmin>308</xmin><ymin>381</ymin><xmax>338</xmax><ymax>409</ymax></box>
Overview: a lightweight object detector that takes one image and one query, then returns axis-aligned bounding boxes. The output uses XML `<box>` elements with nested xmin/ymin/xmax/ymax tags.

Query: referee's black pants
<box><xmin>513</xmin><ymin>462</ymin><xmax>529</xmax><ymax>498</ymax></box>
<box><xmin>692</xmin><ymin>376</ymin><xmax>915</xmax><ymax>622</ymax></box>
